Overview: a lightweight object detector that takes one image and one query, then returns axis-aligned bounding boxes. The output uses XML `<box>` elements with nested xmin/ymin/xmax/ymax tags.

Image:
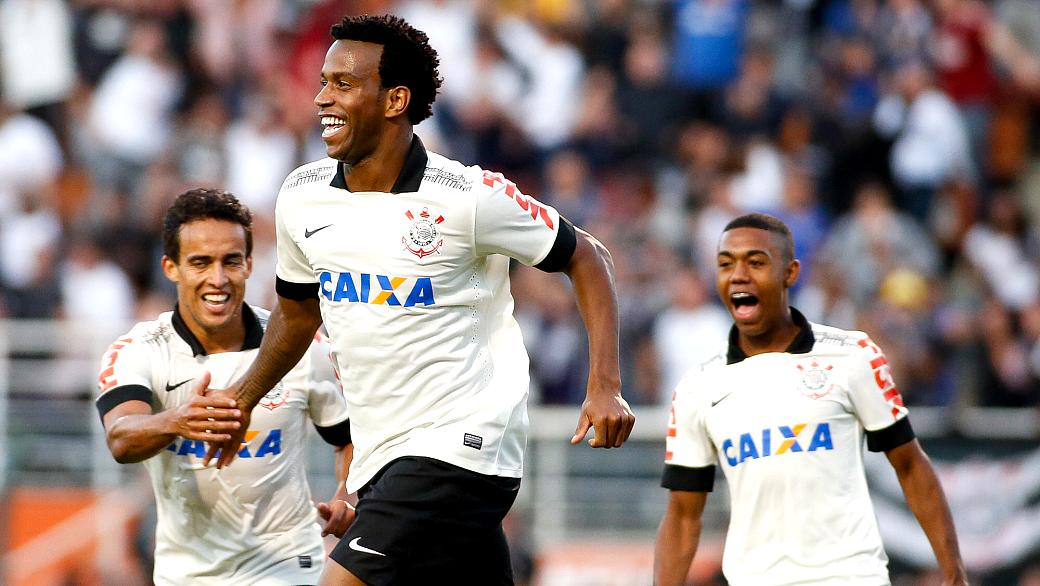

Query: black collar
<box><xmin>329</xmin><ymin>134</ymin><xmax>428</xmax><ymax>193</ymax></box>
<box><xmin>726</xmin><ymin>307</ymin><xmax>815</xmax><ymax>365</ymax></box>
<box><xmin>172</xmin><ymin>303</ymin><xmax>264</xmax><ymax>357</ymax></box>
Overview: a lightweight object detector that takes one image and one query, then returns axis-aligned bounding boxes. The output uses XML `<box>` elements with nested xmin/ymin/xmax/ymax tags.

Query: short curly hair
<box><xmin>330</xmin><ymin>14</ymin><xmax>442</xmax><ymax>124</ymax></box>
<box><xmin>162</xmin><ymin>188</ymin><xmax>253</xmax><ymax>262</ymax></box>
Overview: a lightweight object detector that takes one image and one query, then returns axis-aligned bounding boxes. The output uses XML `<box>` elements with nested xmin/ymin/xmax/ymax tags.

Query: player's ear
<box><xmin>161</xmin><ymin>255</ymin><xmax>180</xmax><ymax>284</ymax></box>
<box><xmin>784</xmin><ymin>258</ymin><xmax>801</xmax><ymax>289</ymax></box>
<box><xmin>384</xmin><ymin>85</ymin><xmax>410</xmax><ymax>120</ymax></box>
<box><xmin>244</xmin><ymin>255</ymin><xmax>253</xmax><ymax>278</ymax></box>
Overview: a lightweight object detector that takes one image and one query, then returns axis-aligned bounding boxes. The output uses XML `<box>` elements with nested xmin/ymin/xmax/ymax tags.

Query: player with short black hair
<box><xmin>161</xmin><ymin>188</ymin><xmax>253</xmax><ymax>261</ymax></box>
<box><xmin>203</xmin><ymin>13</ymin><xmax>636</xmax><ymax>586</ymax></box>
<box><xmin>328</xmin><ymin>14</ymin><xmax>441</xmax><ymax>125</ymax></box>
<box><xmin>655</xmin><ymin>213</ymin><xmax>968</xmax><ymax>586</ymax></box>
<box><xmin>97</xmin><ymin>189</ymin><xmax>353</xmax><ymax>585</ymax></box>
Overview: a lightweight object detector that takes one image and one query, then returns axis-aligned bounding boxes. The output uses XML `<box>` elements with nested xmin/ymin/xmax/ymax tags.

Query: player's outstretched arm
<box><xmin>104</xmin><ymin>372</ymin><xmax>240</xmax><ymax>464</ymax></box>
<box><xmin>317</xmin><ymin>443</ymin><xmax>356</xmax><ymax>538</ymax></box>
<box><xmin>886</xmin><ymin>439</ymin><xmax>969</xmax><ymax>586</ymax></box>
<box><xmin>205</xmin><ymin>296</ymin><xmax>323</xmax><ymax>467</ymax></box>
<box><xmin>563</xmin><ymin>227</ymin><xmax>635</xmax><ymax>448</ymax></box>
<box><xmin>654</xmin><ymin>490</ymin><xmax>707</xmax><ymax>586</ymax></box>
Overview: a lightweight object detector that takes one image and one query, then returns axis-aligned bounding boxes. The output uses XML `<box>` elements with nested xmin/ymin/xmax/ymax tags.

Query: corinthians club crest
<box><xmin>403</xmin><ymin>207</ymin><xmax>445</xmax><ymax>259</ymax></box>
<box><xmin>795</xmin><ymin>358</ymin><xmax>836</xmax><ymax>399</ymax></box>
<box><xmin>258</xmin><ymin>381</ymin><xmax>289</xmax><ymax>411</ymax></box>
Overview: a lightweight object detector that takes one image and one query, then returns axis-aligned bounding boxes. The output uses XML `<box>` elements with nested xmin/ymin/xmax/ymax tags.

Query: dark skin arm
<box><xmin>204</xmin><ymin>296</ymin><xmax>323</xmax><ymax>467</ymax></box>
<box><xmin>564</xmin><ymin>227</ymin><xmax>635</xmax><ymax>448</ymax></box>
<box><xmin>886</xmin><ymin>439</ymin><xmax>969</xmax><ymax>586</ymax></box>
<box><xmin>316</xmin><ymin>443</ymin><xmax>356</xmax><ymax>538</ymax></box>
<box><xmin>103</xmin><ymin>372</ymin><xmax>240</xmax><ymax>464</ymax></box>
<box><xmin>654</xmin><ymin>490</ymin><xmax>708</xmax><ymax>586</ymax></box>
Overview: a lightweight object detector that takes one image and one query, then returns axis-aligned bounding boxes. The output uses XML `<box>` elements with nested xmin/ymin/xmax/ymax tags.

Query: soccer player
<box><xmin>655</xmin><ymin>213</ymin><xmax>968</xmax><ymax>586</ymax></box>
<box><xmin>96</xmin><ymin>189</ymin><xmax>354</xmax><ymax>585</ymax></box>
<box><xmin>203</xmin><ymin>14</ymin><xmax>635</xmax><ymax>586</ymax></box>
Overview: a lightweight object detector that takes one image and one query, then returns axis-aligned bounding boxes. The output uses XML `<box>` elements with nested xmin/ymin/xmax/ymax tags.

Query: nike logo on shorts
<box><xmin>348</xmin><ymin>537</ymin><xmax>386</xmax><ymax>557</ymax></box>
<box><xmin>305</xmin><ymin>224</ymin><xmax>333</xmax><ymax>238</ymax></box>
<box><xmin>165</xmin><ymin>379</ymin><xmax>192</xmax><ymax>392</ymax></box>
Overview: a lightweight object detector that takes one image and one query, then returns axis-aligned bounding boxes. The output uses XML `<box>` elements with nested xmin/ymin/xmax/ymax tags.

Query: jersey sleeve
<box><xmin>304</xmin><ymin>333</ymin><xmax>351</xmax><ymax>445</ymax></box>
<box><xmin>661</xmin><ymin>374</ymin><xmax>717</xmax><ymax>492</ymax></box>
<box><xmin>848</xmin><ymin>336</ymin><xmax>915</xmax><ymax>452</ymax></box>
<box><xmin>473</xmin><ymin>169</ymin><xmax>575</xmax><ymax>270</ymax></box>
<box><xmin>274</xmin><ymin>183</ymin><xmax>319</xmax><ymax>299</ymax></box>
<box><xmin>95</xmin><ymin>332</ymin><xmax>156</xmax><ymax>422</ymax></box>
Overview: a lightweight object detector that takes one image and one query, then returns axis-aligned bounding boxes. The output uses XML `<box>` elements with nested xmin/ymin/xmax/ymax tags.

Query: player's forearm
<box><xmin>331</xmin><ymin>444</ymin><xmax>353</xmax><ymax>501</ymax></box>
<box><xmin>237</xmin><ymin>296</ymin><xmax>323</xmax><ymax>408</ymax></box>
<box><xmin>895</xmin><ymin>451</ymin><xmax>967</xmax><ymax>582</ymax></box>
<box><xmin>654</xmin><ymin>512</ymin><xmax>701</xmax><ymax>586</ymax></box>
<box><xmin>565</xmin><ymin>229</ymin><xmax>622</xmax><ymax>394</ymax></box>
<box><xmin>107</xmin><ymin>413</ymin><xmax>178</xmax><ymax>464</ymax></box>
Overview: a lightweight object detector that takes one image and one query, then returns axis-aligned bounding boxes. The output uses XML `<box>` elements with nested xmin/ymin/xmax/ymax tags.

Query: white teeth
<box><xmin>203</xmin><ymin>294</ymin><xmax>229</xmax><ymax>303</ymax></box>
<box><xmin>732</xmin><ymin>292</ymin><xmax>751</xmax><ymax>299</ymax></box>
<box><xmin>321</xmin><ymin>116</ymin><xmax>346</xmax><ymax>126</ymax></box>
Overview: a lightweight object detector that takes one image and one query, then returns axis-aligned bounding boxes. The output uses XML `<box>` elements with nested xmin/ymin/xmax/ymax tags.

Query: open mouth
<box><xmin>202</xmin><ymin>293</ymin><xmax>230</xmax><ymax>312</ymax></box>
<box><xmin>730</xmin><ymin>292</ymin><xmax>759</xmax><ymax>320</ymax></box>
<box><xmin>321</xmin><ymin>115</ymin><xmax>346</xmax><ymax>139</ymax></box>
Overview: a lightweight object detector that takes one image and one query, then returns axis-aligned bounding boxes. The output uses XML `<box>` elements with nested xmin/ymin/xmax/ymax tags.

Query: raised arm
<box><xmin>206</xmin><ymin>295</ymin><xmax>323</xmax><ymax>467</ymax></box>
<box><xmin>654</xmin><ymin>490</ymin><xmax>708</xmax><ymax>586</ymax></box>
<box><xmin>563</xmin><ymin>227</ymin><xmax>635</xmax><ymax>448</ymax></box>
<box><xmin>886</xmin><ymin>439</ymin><xmax>969</xmax><ymax>586</ymax></box>
<box><xmin>103</xmin><ymin>372</ymin><xmax>240</xmax><ymax>463</ymax></box>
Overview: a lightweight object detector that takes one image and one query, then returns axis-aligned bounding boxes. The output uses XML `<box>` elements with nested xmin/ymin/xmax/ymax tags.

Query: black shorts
<box><xmin>329</xmin><ymin>456</ymin><xmax>521</xmax><ymax>586</ymax></box>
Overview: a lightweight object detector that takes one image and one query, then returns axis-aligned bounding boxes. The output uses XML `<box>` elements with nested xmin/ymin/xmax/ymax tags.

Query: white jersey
<box><xmin>274</xmin><ymin>136</ymin><xmax>571</xmax><ymax>492</ymax></box>
<box><xmin>664</xmin><ymin>309</ymin><xmax>913</xmax><ymax>586</ymax></box>
<box><xmin>96</xmin><ymin>305</ymin><xmax>349</xmax><ymax>586</ymax></box>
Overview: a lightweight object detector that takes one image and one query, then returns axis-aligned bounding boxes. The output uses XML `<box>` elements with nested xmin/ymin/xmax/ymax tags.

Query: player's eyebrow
<box><xmin>717</xmin><ymin>249</ymin><xmax>770</xmax><ymax>259</ymax></box>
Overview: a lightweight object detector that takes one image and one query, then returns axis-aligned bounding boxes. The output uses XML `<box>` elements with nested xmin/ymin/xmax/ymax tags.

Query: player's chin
<box><xmin>323</xmin><ymin>138</ymin><xmax>350</xmax><ymax>161</ymax></box>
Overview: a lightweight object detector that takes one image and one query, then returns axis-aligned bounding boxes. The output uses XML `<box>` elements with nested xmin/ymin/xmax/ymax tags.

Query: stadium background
<box><xmin>1</xmin><ymin>0</ymin><xmax>1040</xmax><ymax>584</ymax></box>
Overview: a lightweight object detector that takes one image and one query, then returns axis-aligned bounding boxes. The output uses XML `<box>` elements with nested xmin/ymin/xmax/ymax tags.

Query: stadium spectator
<box><xmin>202</xmin><ymin>15</ymin><xmax>634</xmax><ymax>585</ymax></box>
<box><xmin>0</xmin><ymin>101</ymin><xmax>64</xmax><ymax>219</ymax></box>
<box><xmin>95</xmin><ymin>189</ymin><xmax>353</xmax><ymax>585</ymax></box>
<box><xmin>651</xmin><ymin>265</ymin><xmax>730</xmax><ymax>404</ymax></box>
<box><xmin>655</xmin><ymin>213</ymin><xmax>967</xmax><ymax>586</ymax></box>
<box><xmin>817</xmin><ymin>180</ymin><xmax>941</xmax><ymax>305</ymax></box>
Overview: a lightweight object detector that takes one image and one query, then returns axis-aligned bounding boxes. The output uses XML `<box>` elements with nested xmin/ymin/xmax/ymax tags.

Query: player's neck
<box><xmin>737</xmin><ymin>312</ymin><xmax>801</xmax><ymax>357</ymax></box>
<box><xmin>342</xmin><ymin>127</ymin><xmax>413</xmax><ymax>193</ymax></box>
<box><xmin>182</xmin><ymin>314</ymin><xmax>247</xmax><ymax>355</ymax></box>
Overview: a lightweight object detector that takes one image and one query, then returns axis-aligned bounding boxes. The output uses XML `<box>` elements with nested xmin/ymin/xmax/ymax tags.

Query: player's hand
<box><xmin>571</xmin><ymin>385</ymin><xmax>635</xmax><ymax>448</ymax></box>
<box><xmin>316</xmin><ymin>497</ymin><xmax>357</xmax><ymax>538</ymax></box>
<box><xmin>168</xmin><ymin>372</ymin><xmax>242</xmax><ymax>442</ymax></box>
<box><xmin>202</xmin><ymin>384</ymin><xmax>250</xmax><ymax>469</ymax></box>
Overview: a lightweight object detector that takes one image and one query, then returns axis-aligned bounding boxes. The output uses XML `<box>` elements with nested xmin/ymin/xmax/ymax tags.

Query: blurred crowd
<box><xmin>2</xmin><ymin>0</ymin><xmax>1040</xmax><ymax>409</ymax></box>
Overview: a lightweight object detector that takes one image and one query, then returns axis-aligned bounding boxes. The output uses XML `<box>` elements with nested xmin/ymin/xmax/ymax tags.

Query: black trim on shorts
<box><xmin>96</xmin><ymin>385</ymin><xmax>153</xmax><ymax>422</ymax></box>
<box><xmin>332</xmin><ymin>456</ymin><xmax>520</xmax><ymax>585</ymax></box>
<box><xmin>661</xmin><ymin>463</ymin><xmax>715</xmax><ymax>492</ymax></box>
<box><xmin>535</xmin><ymin>216</ymin><xmax>577</xmax><ymax>273</ymax></box>
<box><xmin>315</xmin><ymin>418</ymin><xmax>351</xmax><ymax>447</ymax></box>
<box><xmin>276</xmin><ymin>277</ymin><xmax>319</xmax><ymax>301</ymax></box>
<box><xmin>867</xmin><ymin>417</ymin><xmax>915</xmax><ymax>452</ymax></box>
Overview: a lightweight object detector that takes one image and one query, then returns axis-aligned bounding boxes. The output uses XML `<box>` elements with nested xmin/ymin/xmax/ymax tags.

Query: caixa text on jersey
<box><xmin>318</xmin><ymin>271</ymin><xmax>436</xmax><ymax>307</ymax></box>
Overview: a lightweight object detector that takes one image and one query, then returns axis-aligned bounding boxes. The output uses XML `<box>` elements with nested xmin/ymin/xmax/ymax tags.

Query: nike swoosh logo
<box><xmin>304</xmin><ymin>224</ymin><xmax>333</xmax><ymax>238</ymax></box>
<box><xmin>348</xmin><ymin>537</ymin><xmax>386</xmax><ymax>557</ymax></box>
<box><xmin>165</xmin><ymin>379</ymin><xmax>192</xmax><ymax>392</ymax></box>
<box><xmin>711</xmin><ymin>393</ymin><xmax>733</xmax><ymax>408</ymax></box>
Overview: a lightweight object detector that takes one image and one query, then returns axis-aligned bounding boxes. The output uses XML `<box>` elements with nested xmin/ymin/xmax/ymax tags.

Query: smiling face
<box><xmin>315</xmin><ymin>39</ymin><xmax>389</xmax><ymax>164</ymax></box>
<box><xmin>716</xmin><ymin>226</ymin><xmax>800</xmax><ymax>339</ymax></box>
<box><xmin>162</xmin><ymin>218</ymin><xmax>252</xmax><ymax>343</ymax></box>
